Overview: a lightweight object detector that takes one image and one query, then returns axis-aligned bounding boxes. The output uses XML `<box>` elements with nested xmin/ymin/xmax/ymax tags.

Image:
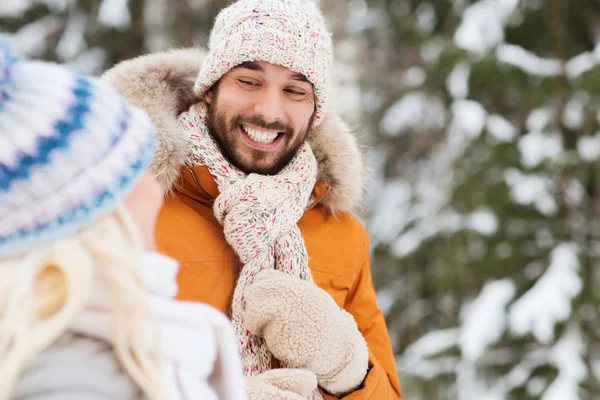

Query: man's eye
<box><xmin>285</xmin><ymin>89</ymin><xmax>306</xmax><ymax>96</ymax></box>
<box><xmin>239</xmin><ymin>79</ymin><xmax>259</xmax><ymax>86</ymax></box>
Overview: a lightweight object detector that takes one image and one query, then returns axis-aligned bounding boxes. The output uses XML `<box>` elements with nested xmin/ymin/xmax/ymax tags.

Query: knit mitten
<box><xmin>244</xmin><ymin>270</ymin><xmax>369</xmax><ymax>397</ymax></box>
<box><xmin>246</xmin><ymin>369</ymin><xmax>318</xmax><ymax>400</ymax></box>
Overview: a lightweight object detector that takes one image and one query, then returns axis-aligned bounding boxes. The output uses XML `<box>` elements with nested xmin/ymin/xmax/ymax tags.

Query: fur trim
<box><xmin>101</xmin><ymin>48</ymin><xmax>366</xmax><ymax>213</ymax></box>
<box><xmin>308</xmin><ymin>114</ymin><xmax>368</xmax><ymax>214</ymax></box>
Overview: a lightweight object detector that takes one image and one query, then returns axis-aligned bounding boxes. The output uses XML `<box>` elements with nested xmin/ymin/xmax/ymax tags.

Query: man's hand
<box><xmin>244</xmin><ymin>270</ymin><xmax>369</xmax><ymax>397</ymax></box>
<box><xmin>246</xmin><ymin>369</ymin><xmax>318</xmax><ymax>400</ymax></box>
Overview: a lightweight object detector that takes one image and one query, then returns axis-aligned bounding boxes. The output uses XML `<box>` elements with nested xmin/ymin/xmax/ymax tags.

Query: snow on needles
<box><xmin>504</xmin><ymin>169</ymin><xmax>558</xmax><ymax>216</ymax></box>
<box><xmin>369</xmin><ymin>180</ymin><xmax>412</xmax><ymax>245</ymax></box>
<box><xmin>486</xmin><ymin>114</ymin><xmax>517</xmax><ymax>142</ymax></box>
<box><xmin>509</xmin><ymin>243</ymin><xmax>582</xmax><ymax>344</ymax></box>
<box><xmin>518</xmin><ymin>131</ymin><xmax>563</xmax><ymax>168</ymax></box>
<box><xmin>447</xmin><ymin>61</ymin><xmax>471</xmax><ymax>99</ymax></box>
<box><xmin>459</xmin><ymin>279</ymin><xmax>516</xmax><ymax>361</ymax></box>
<box><xmin>496</xmin><ymin>44</ymin><xmax>563</xmax><ymax>77</ymax></box>
<box><xmin>543</xmin><ymin>328</ymin><xmax>587</xmax><ymax>400</ymax></box>
<box><xmin>577</xmin><ymin>133</ymin><xmax>600</xmax><ymax>162</ymax></box>
<box><xmin>454</xmin><ymin>0</ymin><xmax>520</xmax><ymax>54</ymax></box>
<box><xmin>98</xmin><ymin>0</ymin><xmax>131</xmax><ymax>29</ymax></box>
<box><xmin>449</xmin><ymin>99</ymin><xmax>487</xmax><ymax>143</ymax></box>
<box><xmin>0</xmin><ymin>0</ymin><xmax>71</xmax><ymax>17</ymax></box>
<box><xmin>0</xmin><ymin>0</ymin><xmax>32</xmax><ymax>17</ymax></box>
<box><xmin>379</xmin><ymin>92</ymin><xmax>446</xmax><ymax>136</ymax></box>
<box><xmin>400</xmin><ymin>328</ymin><xmax>459</xmax><ymax>379</ymax></box>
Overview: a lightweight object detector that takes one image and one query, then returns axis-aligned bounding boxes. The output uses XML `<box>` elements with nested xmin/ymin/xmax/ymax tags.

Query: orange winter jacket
<box><xmin>103</xmin><ymin>48</ymin><xmax>401</xmax><ymax>400</ymax></box>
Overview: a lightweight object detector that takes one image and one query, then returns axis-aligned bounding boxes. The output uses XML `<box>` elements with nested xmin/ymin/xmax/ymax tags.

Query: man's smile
<box><xmin>240</xmin><ymin>124</ymin><xmax>285</xmax><ymax>151</ymax></box>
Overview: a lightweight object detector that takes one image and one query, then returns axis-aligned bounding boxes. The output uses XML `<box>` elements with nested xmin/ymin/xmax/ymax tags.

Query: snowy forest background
<box><xmin>3</xmin><ymin>0</ymin><xmax>600</xmax><ymax>399</ymax></box>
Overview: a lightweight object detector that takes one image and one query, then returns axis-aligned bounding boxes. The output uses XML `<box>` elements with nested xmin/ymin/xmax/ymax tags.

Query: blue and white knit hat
<box><xmin>0</xmin><ymin>38</ymin><xmax>157</xmax><ymax>258</ymax></box>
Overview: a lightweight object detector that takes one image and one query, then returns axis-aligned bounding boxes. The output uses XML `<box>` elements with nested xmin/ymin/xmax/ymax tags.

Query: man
<box><xmin>103</xmin><ymin>0</ymin><xmax>401</xmax><ymax>398</ymax></box>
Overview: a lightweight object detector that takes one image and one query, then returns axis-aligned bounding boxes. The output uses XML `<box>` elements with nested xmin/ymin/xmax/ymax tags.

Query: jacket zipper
<box><xmin>187</xmin><ymin>167</ymin><xmax>214</xmax><ymax>201</ymax></box>
<box><xmin>306</xmin><ymin>185</ymin><xmax>331</xmax><ymax>210</ymax></box>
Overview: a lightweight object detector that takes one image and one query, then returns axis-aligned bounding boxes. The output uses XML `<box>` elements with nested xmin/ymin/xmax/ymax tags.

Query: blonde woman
<box><xmin>0</xmin><ymin>38</ymin><xmax>245</xmax><ymax>400</ymax></box>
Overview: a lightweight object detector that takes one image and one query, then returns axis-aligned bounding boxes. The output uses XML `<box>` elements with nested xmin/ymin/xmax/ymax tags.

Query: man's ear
<box><xmin>205</xmin><ymin>88</ymin><xmax>213</xmax><ymax>104</ymax></box>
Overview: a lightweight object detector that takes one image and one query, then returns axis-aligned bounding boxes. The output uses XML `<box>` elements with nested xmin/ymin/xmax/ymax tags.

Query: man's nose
<box><xmin>252</xmin><ymin>87</ymin><xmax>285</xmax><ymax>124</ymax></box>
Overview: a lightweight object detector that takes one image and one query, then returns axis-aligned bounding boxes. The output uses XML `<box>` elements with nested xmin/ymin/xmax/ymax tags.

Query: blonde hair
<box><xmin>0</xmin><ymin>205</ymin><xmax>167</xmax><ymax>400</ymax></box>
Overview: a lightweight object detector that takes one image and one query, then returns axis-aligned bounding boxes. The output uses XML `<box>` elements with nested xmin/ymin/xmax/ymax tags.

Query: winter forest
<box><xmin>3</xmin><ymin>0</ymin><xmax>600</xmax><ymax>399</ymax></box>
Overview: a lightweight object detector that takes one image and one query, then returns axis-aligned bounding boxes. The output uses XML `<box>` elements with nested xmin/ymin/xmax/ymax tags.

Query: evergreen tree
<box><xmin>0</xmin><ymin>0</ymin><xmax>225</xmax><ymax>73</ymax></box>
<box><xmin>362</xmin><ymin>0</ymin><xmax>600</xmax><ymax>398</ymax></box>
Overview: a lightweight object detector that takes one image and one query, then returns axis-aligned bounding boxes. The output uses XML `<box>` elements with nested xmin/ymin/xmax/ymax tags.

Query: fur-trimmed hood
<box><xmin>101</xmin><ymin>48</ymin><xmax>367</xmax><ymax>213</ymax></box>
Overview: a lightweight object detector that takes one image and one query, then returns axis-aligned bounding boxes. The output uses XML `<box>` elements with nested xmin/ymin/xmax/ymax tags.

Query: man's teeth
<box><xmin>242</xmin><ymin>125</ymin><xmax>279</xmax><ymax>144</ymax></box>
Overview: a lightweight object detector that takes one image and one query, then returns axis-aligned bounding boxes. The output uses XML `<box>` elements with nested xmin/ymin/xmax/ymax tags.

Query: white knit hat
<box><xmin>0</xmin><ymin>37</ymin><xmax>157</xmax><ymax>257</ymax></box>
<box><xmin>195</xmin><ymin>0</ymin><xmax>333</xmax><ymax>125</ymax></box>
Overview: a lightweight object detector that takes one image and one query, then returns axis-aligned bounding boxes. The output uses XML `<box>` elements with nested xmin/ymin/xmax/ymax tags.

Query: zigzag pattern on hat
<box><xmin>0</xmin><ymin>37</ymin><xmax>157</xmax><ymax>257</ymax></box>
<box><xmin>0</xmin><ymin>77</ymin><xmax>94</xmax><ymax>190</ymax></box>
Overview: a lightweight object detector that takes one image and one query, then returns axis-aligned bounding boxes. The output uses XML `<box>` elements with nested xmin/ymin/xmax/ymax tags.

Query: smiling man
<box><xmin>205</xmin><ymin>61</ymin><xmax>316</xmax><ymax>175</ymax></box>
<box><xmin>102</xmin><ymin>0</ymin><xmax>401</xmax><ymax>399</ymax></box>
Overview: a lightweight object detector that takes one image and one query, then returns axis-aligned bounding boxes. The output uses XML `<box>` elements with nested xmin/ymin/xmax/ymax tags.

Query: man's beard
<box><xmin>205</xmin><ymin>92</ymin><xmax>314</xmax><ymax>176</ymax></box>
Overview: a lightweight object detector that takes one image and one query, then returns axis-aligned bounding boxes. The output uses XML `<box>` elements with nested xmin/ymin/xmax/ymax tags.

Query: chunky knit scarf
<box><xmin>180</xmin><ymin>103</ymin><xmax>318</xmax><ymax>376</ymax></box>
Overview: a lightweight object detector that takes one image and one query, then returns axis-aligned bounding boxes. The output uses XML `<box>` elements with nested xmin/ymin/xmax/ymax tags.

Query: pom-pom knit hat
<box><xmin>195</xmin><ymin>0</ymin><xmax>333</xmax><ymax>125</ymax></box>
<box><xmin>0</xmin><ymin>37</ymin><xmax>157</xmax><ymax>257</ymax></box>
